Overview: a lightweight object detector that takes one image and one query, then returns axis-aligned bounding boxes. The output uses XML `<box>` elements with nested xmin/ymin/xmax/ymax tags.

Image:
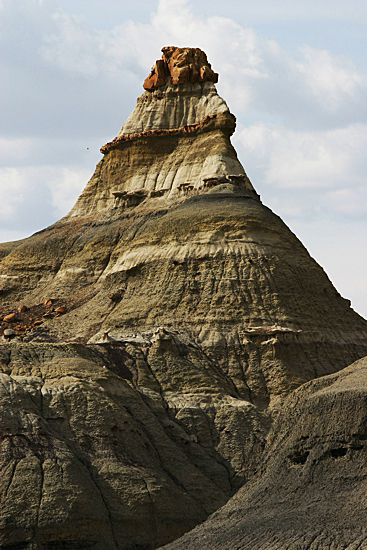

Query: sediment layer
<box><xmin>1</xmin><ymin>46</ymin><xmax>367</xmax><ymax>549</ymax></box>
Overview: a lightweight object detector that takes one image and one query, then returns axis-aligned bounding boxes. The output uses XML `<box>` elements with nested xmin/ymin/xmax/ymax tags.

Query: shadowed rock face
<box><xmin>161</xmin><ymin>356</ymin><xmax>367</xmax><ymax>550</ymax></box>
<box><xmin>0</xmin><ymin>344</ymin><xmax>233</xmax><ymax>549</ymax></box>
<box><xmin>0</xmin><ymin>47</ymin><xmax>367</xmax><ymax>549</ymax></box>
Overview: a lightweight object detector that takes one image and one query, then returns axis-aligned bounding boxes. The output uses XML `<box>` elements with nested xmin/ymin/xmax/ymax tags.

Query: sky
<box><xmin>1</xmin><ymin>0</ymin><xmax>367</xmax><ymax>317</ymax></box>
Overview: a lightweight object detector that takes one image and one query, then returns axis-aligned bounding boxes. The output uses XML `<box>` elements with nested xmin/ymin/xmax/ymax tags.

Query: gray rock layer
<box><xmin>0</xmin><ymin>343</ymin><xmax>241</xmax><ymax>549</ymax></box>
<box><xmin>161</xmin><ymin>356</ymin><xmax>367</xmax><ymax>550</ymax></box>
<box><xmin>119</xmin><ymin>82</ymin><xmax>229</xmax><ymax>134</ymax></box>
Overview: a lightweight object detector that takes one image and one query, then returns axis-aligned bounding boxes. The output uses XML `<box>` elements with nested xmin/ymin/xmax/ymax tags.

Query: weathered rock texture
<box><xmin>143</xmin><ymin>46</ymin><xmax>218</xmax><ymax>91</ymax></box>
<box><xmin>0</xmin><ymin>343</ymin><xmax>239</xmax><ymax>549</ymax></box>
<box><xmin>0</xmin><ymin>47</ymin><xmax>367</xmax><ymax>549</ymax></box>
<box><xmin>161</xmin><ymin>356</ymin><xmax>367</xmax><ymax>550</ymax></box>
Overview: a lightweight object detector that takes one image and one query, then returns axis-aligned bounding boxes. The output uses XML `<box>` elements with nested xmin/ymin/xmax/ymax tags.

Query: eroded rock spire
<box><xmin>75</xmin><ymin>47</ymin><xmax>257</xmax><ymax>217</ymax></box>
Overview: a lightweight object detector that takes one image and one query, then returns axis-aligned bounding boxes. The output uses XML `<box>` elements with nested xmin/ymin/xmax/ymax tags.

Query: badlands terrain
<box><xmin>1</xmin><ymin>47</ymin><xmax>367</xmax><ymax>550</ymax></box>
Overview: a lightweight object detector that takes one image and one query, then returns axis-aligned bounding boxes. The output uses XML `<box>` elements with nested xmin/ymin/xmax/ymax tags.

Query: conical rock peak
<box><xmin>0</xmin><ymin>47</ymin><xmax>367</xmax><ymax>550</ymax></box>
<box><xmin>71</xmin><ymin>48</ymin><xmax>257</xmax><ymax>218</ymax></box>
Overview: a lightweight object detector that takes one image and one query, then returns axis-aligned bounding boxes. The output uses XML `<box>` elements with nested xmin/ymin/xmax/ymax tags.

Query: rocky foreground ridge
<box><xmin>162</xmin><ymin>356</ymin><xmax>367</xmax><ymax>550</ymax></box>
<box><xmin>1</xmin><ymin>47</ymin><xmax>367</xmax><ymax>550</ymax></box>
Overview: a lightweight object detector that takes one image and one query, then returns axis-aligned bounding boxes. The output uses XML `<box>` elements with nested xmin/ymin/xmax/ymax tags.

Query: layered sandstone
<box><xmin>89</xmin><ymin>47</ymin><xmax>251</xmax><ymax>213</ymax></box>
<box><xmin>120</xmin><ymin>82</ymin><xmax>229</xmax><ymax>135</ymax></box>
<box><xmin>70</xmin><ymin>81</ymin><xmax>255</xmax><ymax>217</ymax></box>
<box><xmin>0</xmin><ymin>47</ymin><xmax>367</xmax><ymax>549</ymax></box>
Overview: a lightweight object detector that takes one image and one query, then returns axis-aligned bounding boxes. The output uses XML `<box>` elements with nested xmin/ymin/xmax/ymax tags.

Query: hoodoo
<box><xmin>73</xmin><ymin>46</ymin><xmax>257</xmax><ymax>217</ymax></box>
<box><xmin>0</xmin><ymin>47</ymin><xmax>367</xmax><ymax>549</ymax></box>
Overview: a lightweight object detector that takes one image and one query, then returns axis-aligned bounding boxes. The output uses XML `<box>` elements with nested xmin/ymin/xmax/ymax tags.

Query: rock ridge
<box><xmin>161</xmin><ymin>356</ymin><xmax>367</xmax><ymax>549</ymax></box>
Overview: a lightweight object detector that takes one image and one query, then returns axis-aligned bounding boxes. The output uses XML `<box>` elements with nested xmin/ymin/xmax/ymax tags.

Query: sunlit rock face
<box><xmin>74</xmin><ymin>47</ymin><xmax>256</xmax><ymax>217</ymax></box>
<box><xmin>0</xmin><ymin>47</ymin><xmax>367</xmax><ymax>549</ymax></box>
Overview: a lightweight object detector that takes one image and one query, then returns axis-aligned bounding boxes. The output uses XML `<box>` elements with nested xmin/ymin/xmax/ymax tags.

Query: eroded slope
<box><xmin>0</xmin><ymin>46</ymin><xmax>367</xmax><ymax>549</ymax></box>
<box><xmin>161</xmin><ymin>356</ymin><xmax>367</xmax><ymax>549</ymax></box>
<box><xmin>0</xmin><ymin>341</ymin><xmax>267</xmax><ymax>549</ymax></box>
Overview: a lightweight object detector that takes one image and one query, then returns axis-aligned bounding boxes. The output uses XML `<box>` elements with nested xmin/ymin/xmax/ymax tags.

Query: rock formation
<box><xmin>162</xmin><ymin>356</ymin><xmax>367</xmax><ymax>549</ymax></box>
<box><xmin>143</xmin><ymin>47</ymin><xmax>218</xmax><ymax>91</ymax></box>
<box><xmin>0</xmin><ymin>47</ymin><xmax>367</xmax><ymax>549</ymax></box>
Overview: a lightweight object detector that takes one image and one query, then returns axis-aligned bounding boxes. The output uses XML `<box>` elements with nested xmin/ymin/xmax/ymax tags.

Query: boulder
<box><xmin>3</xmin><ymin>312</ymin><xmax>16</xmax><ymax>322</ymax></box>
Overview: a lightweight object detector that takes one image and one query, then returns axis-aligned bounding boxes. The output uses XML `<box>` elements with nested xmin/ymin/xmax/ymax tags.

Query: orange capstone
<box><xmin>143</xmin><ymin>46</ymin><xmax>218</xmax><ymax>91</ymax></box>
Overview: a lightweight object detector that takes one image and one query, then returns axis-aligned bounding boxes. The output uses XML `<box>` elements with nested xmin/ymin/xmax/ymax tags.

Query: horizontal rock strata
<box><xmin>1</xmin><ymin>46</ymin><xmax>367</xmax><ymax>549</ymax></box>
<box><xmin>120</xmin><ymin>82</ymin><xmax>229</xmax><ymax>135</ymax></box>
<box><xmin>71</xmin><ymin>121</ymin><xmax>255</xmax><ymax>217</ymax></box>
<box><xmin>100</xmin><ymin>114</ymin><xmax>220</xmax><ymax>154</ymax></box>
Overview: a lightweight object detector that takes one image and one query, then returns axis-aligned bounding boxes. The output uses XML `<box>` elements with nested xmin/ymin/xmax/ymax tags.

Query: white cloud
<box><xmin>47</xmin><ymin>167</ymin><xmax>91</xmax><ymax>215</ymax></box>
<box><xmin>0</xmin><ymin>0</ymin><xmax>142</xmax><ymax>139</ymax></box>
<box><xmin>55</xmin><ymin>0</ymin><xmax>367</xmax><ymax>28</ymax></box>
<box><xmin>39</xmin><ymin>10</ymin><xmax>103</xmax><ymax>77</ymax></box>
<box><xmin>0</xmin><ymin>164</ymin><xmax>87</xmax><ymax>236</ymax></box>
<box><xmin>0</xmin><ymin>138</ymin><xmax>35</xmax><ymax>165</ymax></box>
<box><xmin>297</xmin><ymin>46</ymin><xmax>367</xmax><ymax>111</ymax></box>
<box><xmin>0</xmin><ymin>168</ymin><xmax>27</xmax><ymax>220</ymax></box>
<box><xmin>236</xmin><ymin>122</ymin><xmax>367</xmax><ymax>197</ymax></box>
<box><xmin>325</xmin><ymin>187</ymin><xmax>367</xmax><ymax>217</ymax></box>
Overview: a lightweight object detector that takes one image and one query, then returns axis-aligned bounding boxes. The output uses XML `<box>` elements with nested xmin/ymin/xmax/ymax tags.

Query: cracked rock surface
<box><xmin>0</xmin><ymin>343</ymin><xmax>234</xmax><ymax>548</ymax></box>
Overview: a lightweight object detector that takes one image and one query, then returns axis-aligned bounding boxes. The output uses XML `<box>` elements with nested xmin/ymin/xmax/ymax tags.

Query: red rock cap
<box><xmin>143</xmin><ymin>46</ymin><xmax>218</xmax><ymax>91</ymax></box>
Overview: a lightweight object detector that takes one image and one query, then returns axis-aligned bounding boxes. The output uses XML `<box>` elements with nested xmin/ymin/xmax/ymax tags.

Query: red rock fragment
<box><xmin>55</xmin><ymin>306</ymin><xmax>67</xmax><ymax>314</ymax></box>
<box><xmin>4</xmin><ymin>313</ymin><xmax>16</xmax><ymax>323</ymax></box>
<box><xmin>18</xmin><ymin>304</ymin><xmax>28</xmax><ymax>313</ymax></box>
<box><xmin>33</xmin><ymin>320</ymin><xmax>43</xmax><ymax>326</ymax></box>
<box><xmin>44</xmin><ymin>299</ymin><xmax>54</xmax><ymax>308</ymax></box>
<box><xmin>143</xmin><ymin>59</ymin><xmax>169</xmax><ymax>91</ymax></box>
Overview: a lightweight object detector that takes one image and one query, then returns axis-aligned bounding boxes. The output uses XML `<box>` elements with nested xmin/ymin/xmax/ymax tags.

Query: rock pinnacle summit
<box><xmin>1</xmin><ymin>47</ymin><xmax>367</xmax><ymax>550</ymax></box>
<box><xmin>143</xmin><ymin>46</ymin><xmax>219</xmax><ymax>91</ymax></box>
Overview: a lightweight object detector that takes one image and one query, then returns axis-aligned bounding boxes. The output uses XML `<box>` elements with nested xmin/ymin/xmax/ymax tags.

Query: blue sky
<box><xmin>1</xmin><ymin>0</ymin><xmax>367</xmax><ymax>317</ymax></box>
